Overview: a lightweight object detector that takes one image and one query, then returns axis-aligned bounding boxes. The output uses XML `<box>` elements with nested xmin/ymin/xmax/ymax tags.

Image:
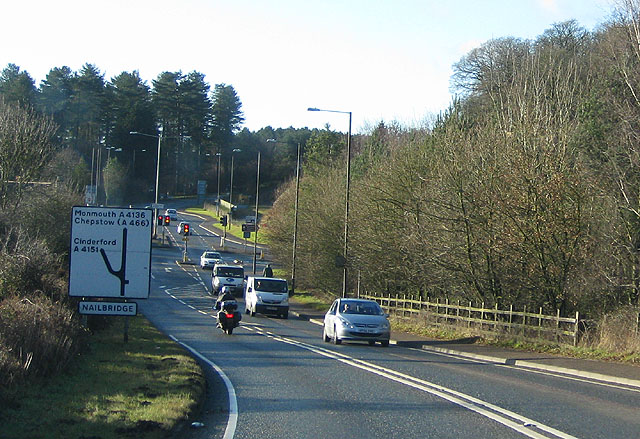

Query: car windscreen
<box><xmin>255</xmin><ymin>279</ymin><xmax>288</xmax><ymax>293</ymax></box>
<box><xmin>204</xmin><ymin>252</ymin><xmax>220</xmax><ymax>259</ymax></box>
<box><xmin>215</xmin><ymin>267</ymin><xmax>243</xmax><ymax>277</ymax></box>
<box><xmin>341</xmin><ymin>301</ymin><xmax>384</xmax><ymax>315</ymax></box>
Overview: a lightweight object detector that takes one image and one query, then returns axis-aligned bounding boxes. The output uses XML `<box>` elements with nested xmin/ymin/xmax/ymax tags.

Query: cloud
<box><xmin>538</xmin><ymin>0</ymin><xmax>560</xmax><ymax>14</ymax></box>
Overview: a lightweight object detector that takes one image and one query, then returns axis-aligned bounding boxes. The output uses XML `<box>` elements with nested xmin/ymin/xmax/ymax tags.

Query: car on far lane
<box><xmin>323</xmin><ymin>298</ymin><xmax>390</xmax><ymax>346</ymax></box>
<box><xmin>165</xmin><ymin>208</ymin><xmax>178</xmax><ymax>221</ymax></box>
<box><xmin>200</xmin><ymin>251</ymin><xmax>223</xmax><ymax>269</ymax></box>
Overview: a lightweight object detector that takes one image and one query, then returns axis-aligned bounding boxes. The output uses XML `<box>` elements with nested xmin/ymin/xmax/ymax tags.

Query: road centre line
<box><xmin>244</xmin><ymin>326</ymin><xmax>577</xmax><ymax>439</ymax></box>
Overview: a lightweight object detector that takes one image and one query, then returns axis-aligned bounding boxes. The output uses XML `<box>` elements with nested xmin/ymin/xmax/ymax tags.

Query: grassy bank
<box><xmin>0</xmin><ymin>316</ymin><xmax>204</xmax><ymax>439</ymax></box>
<box><xmin>186</xmin><ymin>206</ymin><xmax>269</xmax><ymax>245</ymax></box>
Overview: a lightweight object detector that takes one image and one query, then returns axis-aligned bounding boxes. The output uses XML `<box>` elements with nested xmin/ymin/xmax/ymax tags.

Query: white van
<box><xmin>244</xmin><ymin>276</ymin><xmax>289</xmax><ymax>319</ymax></box>
<box><xmin>212</xmin><ymin>263</ymin><xmax>245</xmax><ymax>296</ymax></box>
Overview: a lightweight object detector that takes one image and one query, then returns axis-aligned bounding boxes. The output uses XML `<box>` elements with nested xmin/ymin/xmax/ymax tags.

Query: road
<box><xmin>139</xmin><ymin>210</ymin><xmax>640</xmax><ymax>439</ymax></box>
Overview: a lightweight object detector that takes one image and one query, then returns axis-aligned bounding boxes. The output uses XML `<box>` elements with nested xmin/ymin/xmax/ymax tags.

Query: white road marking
<box><xmin>169</xmin><ymin>336</ymin><xmax>237</xmax><ymax>439</ymax></box>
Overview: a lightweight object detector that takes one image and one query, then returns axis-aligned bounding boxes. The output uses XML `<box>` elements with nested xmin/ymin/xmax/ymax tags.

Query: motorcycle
<box><xmin>215</xmin><ymin>299</ymin><xmax>242</xmax><ymax>334</ymax></box>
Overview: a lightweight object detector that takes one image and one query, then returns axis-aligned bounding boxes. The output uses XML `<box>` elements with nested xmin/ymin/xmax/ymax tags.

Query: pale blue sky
<box><xmin>2</xmin><ymin>0</ymin><xmax>613</xmax><ymax>133</ymax></box>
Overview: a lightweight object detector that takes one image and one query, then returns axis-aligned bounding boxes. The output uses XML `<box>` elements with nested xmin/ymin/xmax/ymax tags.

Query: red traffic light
<box><xmin>164</xmin><ymin>216</ymin><xmax>171</xmax><ymax>225</ymax></box>
<box><xmin>183</xmin><ymin>224</ymin><xmax>190</xmax><ymax>235</ymax></box>
<box><xmin>157</xmin><ymin>215</ymin><xmax>164</xmax><ymax>225</ymax></box>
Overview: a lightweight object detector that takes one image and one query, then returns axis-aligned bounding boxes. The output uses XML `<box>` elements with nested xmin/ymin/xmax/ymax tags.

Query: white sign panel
<box><xmin>78</xmin><ymin>301</ymin><xmax>137</xmax><ymax>316</ymax></box>
<box><xmin>69</xmin><ymin>206</ymin><xmax>152</xmax><ymax>299</ymax></box>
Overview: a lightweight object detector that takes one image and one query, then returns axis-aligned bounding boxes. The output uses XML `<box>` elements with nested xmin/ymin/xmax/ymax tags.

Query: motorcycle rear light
<box><xmin>225</xmin><ymin>313</ymin><xmax>235</xmax><ymax>319</ymax></box>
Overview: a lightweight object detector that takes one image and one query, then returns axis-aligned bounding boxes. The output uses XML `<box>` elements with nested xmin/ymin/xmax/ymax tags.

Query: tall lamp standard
<box><xmin>307</xmin><ymin>107</ymin><xmax>352</xmax><ymax>298</ymax></box>
<box><xmin>252</xmin><ymin>151</ymin><xmax>261</xmax><ymax>275</ymax></box>
<box><xmin>267</xmin><ymin>139</ymin><xmax>302</xmax><ymax>295</ymax></box>
<box><xmin>229</xmin><ymin>148</ymin><xmax>241</xmax><ymax>220</ymax></box>
<box><xmin>215</xmin><ymin>152</ymin><xmax>222</xmax><ymax>215</ymax></box>
<box><xmin>130</xmin><ymin>131</ymin><xmax>162</xmax><ymax>238</ymax></box>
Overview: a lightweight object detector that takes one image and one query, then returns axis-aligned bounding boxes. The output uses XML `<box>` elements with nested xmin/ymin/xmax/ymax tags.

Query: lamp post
<box><xmin>130</xmin><ymin>131</ymin><xmax>162</xmax><ymax>237</ymax></box>
<box><xmin>229</xmin><ymin>148</ymin><xmax>241</xmax><ymax>220</ymax></box>
<box><xmin>252</xmin><ymin>150</ymin><xmax>261</xmax><ymax>274</ymax></box>
<box><xmin>216</xmin><ymin>152</ymin><xmax>222</xmax><ymax>215</ymax></box>
<box><xmin>267</xmin><ymin>139</ymin><xmax>302</xmax><ymax>295</ymax></box>
<box><xmin>308</xmin><ymin>107</ymin><xmax>352</xmax><ymax>297</ymax></box>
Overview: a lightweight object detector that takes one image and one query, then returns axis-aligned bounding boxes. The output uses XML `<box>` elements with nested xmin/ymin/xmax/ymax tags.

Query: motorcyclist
<box><xmin>215</xmin><ymin>286</ymin><xmax>240</xmax><ymax>330</ymax></box>
<box><xmin>215</xmin><ymin>286</ymin><xmax>236</xmax><ymax>310</ymax></box>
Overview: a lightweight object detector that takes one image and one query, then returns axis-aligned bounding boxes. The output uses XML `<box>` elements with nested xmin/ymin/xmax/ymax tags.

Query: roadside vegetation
<box><xmin>1</xmin><ymin>315</ymin><xmax>203</xmax><ymax>439</ymax></box>
<box><xmin>264</xmin><ymin>4</ymin><xmax>640</xmax><ymax>357</ymax></box>
<box><xmin>0</xmin><ymin>100</ymin><xmax>204</xmax><ymax>436</ymax></box>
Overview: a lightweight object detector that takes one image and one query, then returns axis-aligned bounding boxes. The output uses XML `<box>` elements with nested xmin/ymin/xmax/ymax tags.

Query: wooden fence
<box><xmin>360</xmin><ymin>292</ymin><xmax>581</xmax><ymax>346</ymax></box>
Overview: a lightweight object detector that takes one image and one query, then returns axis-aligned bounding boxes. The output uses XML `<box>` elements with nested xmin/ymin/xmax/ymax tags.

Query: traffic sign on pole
<box><xmin>69</xmin><ymin>206</ymin><xmax>152</xmax><ymax>299</ymax></box>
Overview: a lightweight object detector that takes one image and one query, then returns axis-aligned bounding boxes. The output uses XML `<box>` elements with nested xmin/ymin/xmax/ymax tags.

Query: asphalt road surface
<box><xmin>139</xmin><ymin>210</ymin><xmax>640</xmax><ymax>439</ymax></box>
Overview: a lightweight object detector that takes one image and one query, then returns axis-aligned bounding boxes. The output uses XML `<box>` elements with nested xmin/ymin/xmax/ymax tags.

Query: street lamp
<box><xmin>130</xmin><ymin>131</ymin><xmax>162</xmax><ymax>237</ymax></box>
<box><xmin>216</xmin><ymin>152</ymin><xmax>222</xmax><ymax>215</ymax></box>
<box><xmin>308</xmin><ymin>107</ymin><xmax>352</xmax><ymax>297</ymax></box>
<box><xmin>267</xmin><ymin>139</ymin><xmax>302</xmax><ymax>295</ymax></box>
<box><xmin>229</xmin><ymin>148</ymin><xmax>241</xmax><ymax>220</ymax></box>
<box><xmin>252</xmin><ymin>150</ymin><xmax>261</xmax><ymax>275</ymax></box>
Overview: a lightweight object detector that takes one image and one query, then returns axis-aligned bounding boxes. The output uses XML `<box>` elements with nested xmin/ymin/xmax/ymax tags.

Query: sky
<box><xmin>1</xmin><ymin>0</ymin><xmax>614</xmax><ymax>134</ymax></box>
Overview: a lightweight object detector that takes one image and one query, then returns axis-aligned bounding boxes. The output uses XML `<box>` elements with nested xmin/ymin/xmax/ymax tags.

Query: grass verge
<box><xmin>185</xmin><ymin>207</ymin><xmax>269</xmax><ymax>245</ymax></box>
<box><xmin>390</xmin><ymin>317</ymin><xmax>640</xmax><ymax>364</ymax></box>
<box><xmin>0</xmin><ymin>316</ymin><xmax>204</xmax><ymax>439</ymax></box>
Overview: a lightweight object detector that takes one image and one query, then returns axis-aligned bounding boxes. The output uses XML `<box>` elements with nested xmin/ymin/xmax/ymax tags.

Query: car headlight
<box><xmin>255</xmin><ymin>293</ymin><xmax>264</xmax><ymax>303</ymax></box>
<box><xmin>380</xmin><ymin>321</ymin><xmax>390</xmax><ymax>329</ymax></box>
<box><xmin>337</xmin><ymin>317</ymin><xmax>355</xmax><ymax>329</ymax></box>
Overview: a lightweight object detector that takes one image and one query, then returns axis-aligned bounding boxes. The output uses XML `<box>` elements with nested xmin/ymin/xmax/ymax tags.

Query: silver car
<box><xmin>323</xmin><ymin>298</ymin><xmax>390</xmax><ymax>346</ymax></box>
<box><xmin>200</xmin><ymin>251</ymin><xmax>222</xmax><ymax>269</ymax></box>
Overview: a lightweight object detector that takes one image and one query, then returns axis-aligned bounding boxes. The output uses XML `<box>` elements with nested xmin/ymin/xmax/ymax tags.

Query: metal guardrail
<box><xmin>360</xmin><ymin>292</ymin><xmax>580</xmax><ymax>345</ymax></box>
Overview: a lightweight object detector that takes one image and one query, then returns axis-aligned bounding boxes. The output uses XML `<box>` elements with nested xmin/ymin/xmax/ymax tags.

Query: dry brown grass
<box><xmin>596</xmin><ymin>306</ymin><xmax>640</xmax><ymax>353</ymax></box>
<box><xmin>0</xmin><ymin>295</ymin><xmax>86</xmax><ymax>392</ymax></box>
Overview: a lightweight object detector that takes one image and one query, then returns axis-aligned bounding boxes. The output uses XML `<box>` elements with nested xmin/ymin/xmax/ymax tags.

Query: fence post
<box><xmin>494</xmin><ymin>303</ymin><xmax>498</xmax><ymax>331</ymax></box>
<box><xmin>555</xmin><ymin>309</ymin><xmax>560</xmax><ymax>343</ymax></box>
<box><xmin>395</xmin><ymin>294</ymin><xmax>399</xmax><ymax>317</ymax></box>
<box><xmin>523</xmin><ymin>305</ymin><xmax>527</xmax><ymax>336</ymax></box>
<box><xmin>481</xmin><ymin>302</ymin><xmax>485</xmax><ymax>330</ymax></box>
<box><xmin>509</xmin><ymin>304</ymin><xmax>513</xmax><ymax>334</ymax></box>
<box><xmin>574</xmin><ymin>311</ymin><xmax>580</xmax><ymax>347</ymax></box>
<box><xmin>446</xmin><ymin>298</ymin><xmax>449</xmax><ymax>324</ymax></box>
<box><xmin>468</xmin><ymin>301</ymin><xmax>472</xmax><ymax>328</ymax></box>
<box><xmin>403</xmin><ymin>294</ymin><xmax>407</xmax><ymax>317</ymax></box>
<box><xmin>538</xmin><ymin>307</ymin><xmax>543</xmax><ymax>339</ymax></box>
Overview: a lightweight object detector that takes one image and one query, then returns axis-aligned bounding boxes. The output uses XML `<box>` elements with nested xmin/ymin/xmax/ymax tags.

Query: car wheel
<box><xmin>323</xmin><ymin>326</ymin><xmax>330</xmax><ymax>342</ymax></box>
<box><xmin>381</xmin><ymin>340</ymin><xmax>389</xmax><ymax>347</ymax></box>
<box><xmin>332</xmin><ymin>326</ymin><xmax>341</xmax><ymax>345</ymax></box>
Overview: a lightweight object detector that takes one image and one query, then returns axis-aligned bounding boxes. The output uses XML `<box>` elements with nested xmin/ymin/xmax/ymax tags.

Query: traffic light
<box><xmin>183</xmin><ymin>223</ymin><xmax>190</xmax><ymax>236</ymax></box>
<box><xmin>164</xmin><ymin>216</ymin><xmax>171</xmax><ymax>225</ymax></box>
<box><xmin>219</xmin><ymin>215</ymin><xmax>227</xmax><ymax>227</ymax></box>
<box><xmin>157</xmin><ymin>215</ymin><xmax>164</xmax><ymax>225</ymax></box>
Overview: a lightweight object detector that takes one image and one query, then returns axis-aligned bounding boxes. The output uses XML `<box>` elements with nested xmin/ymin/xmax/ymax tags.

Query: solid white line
<box><xmin>415</xmin><ymin>347</ymin><xmax>640</xmax><ymax>392</ymax></box>
<box><xmin>169</xmin><ymin>335</ymin><xmax>238</xmax><ymax>439</ymax></box>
